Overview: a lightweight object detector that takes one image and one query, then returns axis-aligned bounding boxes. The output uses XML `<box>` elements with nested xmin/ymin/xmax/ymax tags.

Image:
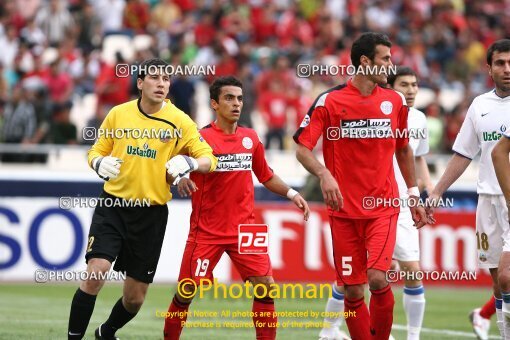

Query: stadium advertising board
<box><xmin>0</xmin><ymin>199</ymin><xmax>490</xmax><ymax>286</ymax></box>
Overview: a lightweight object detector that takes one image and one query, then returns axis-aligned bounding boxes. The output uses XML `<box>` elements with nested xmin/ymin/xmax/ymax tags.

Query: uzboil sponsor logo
<box><xmin>127</xmin><ymin>143</ymin><xmax>157</xmax><ymax>159</ymax></box>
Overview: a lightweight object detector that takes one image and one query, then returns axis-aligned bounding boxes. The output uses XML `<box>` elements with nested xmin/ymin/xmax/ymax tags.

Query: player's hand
<box><xmin>425</xmin><ymin>191</ymin><xmax>441</xmax><ymax>217</ymax></box>
<box><xmin>410</xmin><ymin>199</ymin><xmax>428</xmax><ymax>229</ymax></box>
<box><xmin>291</xmin><ymin>194</ymin><xmax>310</xmax><ymax>221</ymax></box>
<box><xmin>319</xmin><ymin>170</ymin><xmax>343</xmax><ymax>211</ymax></box>
<box><xmin>166</xmin><ymin>155</ymin><xmax>198</xmax><ymax>185</ymax></box>
<box><xmin>92</xmin><ymin>156</ymin><xmax>123</xmax><ymax>181</ymax></box>
<box><xmin>177</xmin><ymin>177</ymin><xmax>197</xmax><ymax>197</ymax></box>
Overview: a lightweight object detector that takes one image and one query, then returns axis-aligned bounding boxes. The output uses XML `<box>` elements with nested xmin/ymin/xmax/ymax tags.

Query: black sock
<box><xmin>101</xmin><ymin>297</ymin><xmax>137</xmax><ymax>337</ymax></box>
<box><xmin>68</xmin><ymin>288</ymin><xmax>97</xmax><ymax>339</ymax></box>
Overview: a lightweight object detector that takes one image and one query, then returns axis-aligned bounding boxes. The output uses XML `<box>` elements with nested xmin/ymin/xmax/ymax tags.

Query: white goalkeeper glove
<box><xmin>166</xmin><ymin>155</ymin><xmax>198</xmax><ymax>184</ymax></box>
<box><xmin>92</xmin><ymin>156</ymin><xmax>123</xmax><ymax>181</ymax></box>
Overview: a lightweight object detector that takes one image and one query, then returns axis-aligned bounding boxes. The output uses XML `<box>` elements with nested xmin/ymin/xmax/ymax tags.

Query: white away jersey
<box><xmin>453</xmin><ymin>89</ymin><xmax>510</xmax><ymax>194</ymax></box>
<box><xmin>394</xmin><ymin>107</ymin><xmax>429</xmax><ymax>199</ymax></box>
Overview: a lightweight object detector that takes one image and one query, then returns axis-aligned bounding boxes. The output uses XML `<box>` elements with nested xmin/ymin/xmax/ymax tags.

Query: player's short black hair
<box><xmin>387</xmin><ymin>66</ymin><xmax>417</xmax><ymax>87</ymax></box>
<box><xmin>209</xmin><ymin>76</ymin><xmax>243</xmax><ymax>102</ymax></box>
<box><xmin>351</xmin><ymin>32</ymin><xmax>392</xmax><ymax>68</ymax></box>
<box><xmin>137</xmin><ymin>58</ymin><xmax>169</xmax><ymax>80</ymax></box>
<box><xmin>487</xmin><ymin>39</ymin><xmax>510</xmax><ymax>66</ymax></box>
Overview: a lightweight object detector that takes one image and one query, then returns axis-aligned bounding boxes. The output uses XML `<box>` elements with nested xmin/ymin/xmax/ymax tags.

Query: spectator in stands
<box><xmin>149</xmin><ymin>0</ymin><xmax>182</xmax><ymax>34</ymax></box>
<box><xmin>0</xmin><ymin>25</ymin><xmax>19</xmax><ymax>71</ymax></box>
<box><xmin>168</xmin><ymin>75</ymin><xmax>195</xmax><ymax>119</ymax></box>
<box><xmin>48</xmin><ymin>101</ymin><xmax>77</xmax><ymax>145</ymax></box>
<box><xmin>123</xmin><ymin>0</ymin><xmax>150</xmax><ymax>34</ymax></box>
<box><xmin>1</xmin><ymin>85</ymin><xmax>36</xmax><ymax>162</ymax></box>
<box><xmin>258</xmin><ymin>79</ymin><xmax>288</xmax><ymax>150</ymax></box>
<box><xmin>426</xmin><ymin>102</ymin><xmax>445</xmax><ymax>153</ymax></box>
<box><xmin>0</xmin><ymin>63</ymin><xmax>7</xmax><ymax>102</ymax></box>
<box><xmin>20</xmin><ymin>17</ymin><xmax>46</xmax><ymax>49</ymax></box>
<box><xmin>69</xmin><ymin>48</ymin><xmax>100</xmax><ymax>96</ymax></box>
<box><xmin>237</xmin><ymin>63</ymin><xmax>256</xmax><ymax>128</ymax></box>
<box><xmin>74</xmin><ymin>1</ymin><xmax>102</xmax><ymax>50</ymax></box>
<box><xmin>256</xmin><ymin>54</ymin><xmax>296</xmax><ymax>94</ymax></box>
<box><xmin>35</xmin><ymin>0</ymin><xmax>74</xmax><ymax>46</ymax></box>
<box><xmin>13</xmin><ymin>39</ymin><xmax>35</xmax><ymax>78</ymax></box>
<box><xmin>193</xmin><ymin>12</ymin><xmax>215</xmax><ymax>48</ymax></box>
<box><xmin>42</xmin><ymin>59</ymin><xmax>73</xmax><ymax>104</ymax></box>
<box><xmin>95</xmin><ymin>52</ymin><xmax>131</xmax><ymax>113</ymax></box>
<box><xmin>93</xmin><ymin>0</ymin><xmax>125</xmax><ymax>34</ymax></box>
<box><xmin>445</xmin><ymin>102</ymin><xmax>469</xmax><ymax>151</ymax></box>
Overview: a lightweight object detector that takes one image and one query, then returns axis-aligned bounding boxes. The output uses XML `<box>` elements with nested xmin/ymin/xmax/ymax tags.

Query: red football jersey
<box><xmin>294</xmin><ymin>80</ymin><xmax>409</xmax><ymax>218</ymax></box>
<box><xmin>188</xmin><ymin>122</ymin><xmax>274</xmax><ymax>244</ymax></box>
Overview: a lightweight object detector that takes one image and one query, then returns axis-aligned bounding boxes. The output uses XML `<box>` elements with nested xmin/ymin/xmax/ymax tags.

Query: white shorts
<box><xmin>393</xmin><ymin>208</ymin><xmax>420</xmax><ymax>262</ymax></box>
<box><xmin>477</xmin><ymin>194</ymin><xmax>510</xmax><ymax>268</ymax></box>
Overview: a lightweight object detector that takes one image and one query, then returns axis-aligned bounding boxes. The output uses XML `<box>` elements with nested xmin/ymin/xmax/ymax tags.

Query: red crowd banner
<box><xmin>231</xmin><ymin>203</ymin><xmax>491</xmax><ymax>287</ymax></box>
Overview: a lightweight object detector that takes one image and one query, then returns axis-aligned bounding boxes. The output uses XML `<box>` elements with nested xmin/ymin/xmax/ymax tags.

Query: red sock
<box><xmin>369</xmin><ymin>285</ymin><xmax>395</xmax><ymax>340</ymax></box>
<box><xmin>344</xmin><ymin>296</ymin><xmax>370</xmax><ymax>340</ymax></box>
<box><xmin>252</xmin><ymin>298</ymin><xmax>277</xmax><ymax>340</ymax></box>
<box><xmin>163</xmin><ymin>296</ymin><xmax>190</xmax><ymax>340</ymax></box>
<box><xmin>480</xmin><ymin>295</ymin><xmax>496</xmax><ymax>319</ymax></box>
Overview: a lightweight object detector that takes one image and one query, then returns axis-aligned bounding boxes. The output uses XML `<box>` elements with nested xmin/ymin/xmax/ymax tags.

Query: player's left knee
<box><xmin>249</xmin><ymin>276</ymin><xmax>274</xmax><ymax>298</ymax></box>
<box><xmin>498</xmin><ymin>271</ymin><xmax>510</xmax><ymax>292</ymax></box>
<box><xmin>399</xmin><ymin>261</ymin><xmax>421</xmax><ymax>273</ymax></box>
<box><xmin>123</xmin><ymin>294</ymin><xmax>145</xmax><ymax>313</ymax></box>
<box><xmin>367</xmin><ymin>269</ymin><xmax>387</xmax><ymax>290</ymax></box>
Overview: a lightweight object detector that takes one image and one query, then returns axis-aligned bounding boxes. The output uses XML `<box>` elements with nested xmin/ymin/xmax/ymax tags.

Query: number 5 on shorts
<box><xmin>341</xmin><ymin>256</ymin><xmax>352</xmax><ymax>276</ymax></box>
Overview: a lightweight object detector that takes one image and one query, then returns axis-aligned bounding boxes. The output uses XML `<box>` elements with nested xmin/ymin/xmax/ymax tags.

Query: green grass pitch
<box><xmin>0</xmin><ymin>283</ymin><xmax>500</xmax><ymax>339</ymax></box>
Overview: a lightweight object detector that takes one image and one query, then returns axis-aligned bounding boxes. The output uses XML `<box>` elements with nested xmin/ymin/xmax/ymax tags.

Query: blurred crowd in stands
<box><xmin>0</xmin><ymin>0</ymin><xmax>509</xmax><ymax>162</ymax></box>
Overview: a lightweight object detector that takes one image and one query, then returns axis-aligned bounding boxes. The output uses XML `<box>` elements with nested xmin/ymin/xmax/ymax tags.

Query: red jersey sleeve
<box><xmin>252</xmin><ymin>139</ymin><xmax>274</xmax><ymax>183</ymax></box>
<box><xmin>396</xmin><ymin>102</ymin><xmax>409</xmax><ymax>150</ymax></box>
<box><xmin>293</xmin><ymin>106</ymin><xmax>327</xmax><ymax>150</ymax></box>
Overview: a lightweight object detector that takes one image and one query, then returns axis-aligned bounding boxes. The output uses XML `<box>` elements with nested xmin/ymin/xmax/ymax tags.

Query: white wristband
<box><xmin>407</xmin><ymin>186</ymin><xmax>420</xmax><ymax>197</ymax></box>
<box><xmin>287</xmin><ymin>188</ymin><xmax>299</xmax><ymax>200</ymax></box>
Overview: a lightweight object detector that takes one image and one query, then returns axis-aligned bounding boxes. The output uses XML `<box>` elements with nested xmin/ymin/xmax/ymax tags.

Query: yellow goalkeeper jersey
<box><xmin>88</xmin><ymin>98</ymin><xmax>217</xmax><ymax>205</ymax></box>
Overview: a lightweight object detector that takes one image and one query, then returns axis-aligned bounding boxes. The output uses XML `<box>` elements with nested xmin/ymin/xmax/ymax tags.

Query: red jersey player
<box><xmin>294</xmin><ymin>32</ymin><xmax>431</xmax><ymax>339</ymax></box>
<box><xmin>163</xmin><ymin>76</ymin><xmax>310</xmax><ymax>340</ymax></box>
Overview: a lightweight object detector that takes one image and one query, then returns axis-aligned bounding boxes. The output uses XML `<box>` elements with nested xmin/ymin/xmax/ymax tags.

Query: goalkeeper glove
<box><xmin>92</xmin><ymin>156</ymin><xmax>123</xmax><ymax>181</ymax></box>
<box><xmin>166</xmin><ymin>155</ymin><xmax>198</xmax><ymax>184</ymax></box>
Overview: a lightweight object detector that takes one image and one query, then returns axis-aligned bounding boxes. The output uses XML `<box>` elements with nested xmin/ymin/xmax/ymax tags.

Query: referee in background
<box><xmin>67</xmin><ymin>58</ymin><xmax>217</xmax><ymax>340</ymax></box>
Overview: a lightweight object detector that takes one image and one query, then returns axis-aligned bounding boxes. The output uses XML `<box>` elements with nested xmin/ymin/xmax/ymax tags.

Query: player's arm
<box><xmin>294</xmin><ymin>102</ymin><xmax>343</xmax><ymax>211</ymax></box>
<box><xmin>166</xmin><ymin>117</ymin><xmax>217</xmax><ymax>184</ymax></box>
<box><xmin>262</xmin><ymin>174</ymin><xmax>310</xmax><ymax>221</ymax></box>
<box><xmin>428</xmin><ymin>103</ymin><xmax>479</xmax><ymax>211</ymax></box>
<box><xmin>415</xmin><ymin>155</ymin><xmax>433</xmax><ymax>193</ymax></box>
<box><xmin>395</xmin><ymin>145</ymin><xmax>429</xmax><ymax>227</ymax></box>
<box><xmin>296</xmin><ymin>144</ymin><xmax>342</xmax><ymax>211</ymax></box>
<box><xmin>492</xmin><ymin>137</ymin><xmax>510</xmax><ymax>219</ymax></box>
<box><xmin>87</xmin><ymin>109</ymin><xmax>123</xmax><ymax>181</ymax></box>
<box><xmin>429</xmin><ymin>153</ymin><xmax>471</xmax><ymax>198</ymax></box>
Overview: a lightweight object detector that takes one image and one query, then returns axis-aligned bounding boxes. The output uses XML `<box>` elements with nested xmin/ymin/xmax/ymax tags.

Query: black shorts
<box><xmin>85</xmin><ymin>191</ymin><xmax>168</xmax><ymax>283</ymax></box>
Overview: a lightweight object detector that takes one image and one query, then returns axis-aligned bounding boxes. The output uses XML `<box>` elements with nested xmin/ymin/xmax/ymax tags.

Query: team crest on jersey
<box><xmin>300</xmin><ymin>114</ymin><xmax>311</xmax><ymax>128</ymax></box>
<box><xmin>501</xmin><ymin>125</ymin><xmax>507</xmax><ymax>132</ymax></box>
<box><xmin>242</xmin><ymin>137</ymin><xmax>253</xmax><ymax>150</ymax></box>
<box><xmin>479</xmin><ymin>252</ymin><xmax>487</xmax><ymax>262</ymax></box>
<box><xmin>380</xmin><ymin>101</ymin><xmax>393</xmax><ymax>115</ymax></box>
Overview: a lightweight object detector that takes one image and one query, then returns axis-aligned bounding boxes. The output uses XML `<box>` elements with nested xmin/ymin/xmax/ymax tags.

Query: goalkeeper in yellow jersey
<box><xmin>67</xmin><ymin>58</ymin><xmax>217</xmax><ymax>340</ymax></box>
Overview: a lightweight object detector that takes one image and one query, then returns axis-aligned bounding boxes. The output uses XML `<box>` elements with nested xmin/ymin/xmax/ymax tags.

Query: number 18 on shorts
<box><xmin>238</xmin><ymin>224</ymin><xmax>269</xmax><ymax>254</ymax></box>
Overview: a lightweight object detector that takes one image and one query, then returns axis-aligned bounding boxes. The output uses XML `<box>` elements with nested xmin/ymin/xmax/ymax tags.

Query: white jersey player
<box><xmin>428</xmin><ymin>39</ymin><xmax>510</xmax><ymax>339</ymax></box>
<box><xmin>318</xmin><ymin>67</ymin><xmax>432</xmax><ymax>340</ymax></box>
